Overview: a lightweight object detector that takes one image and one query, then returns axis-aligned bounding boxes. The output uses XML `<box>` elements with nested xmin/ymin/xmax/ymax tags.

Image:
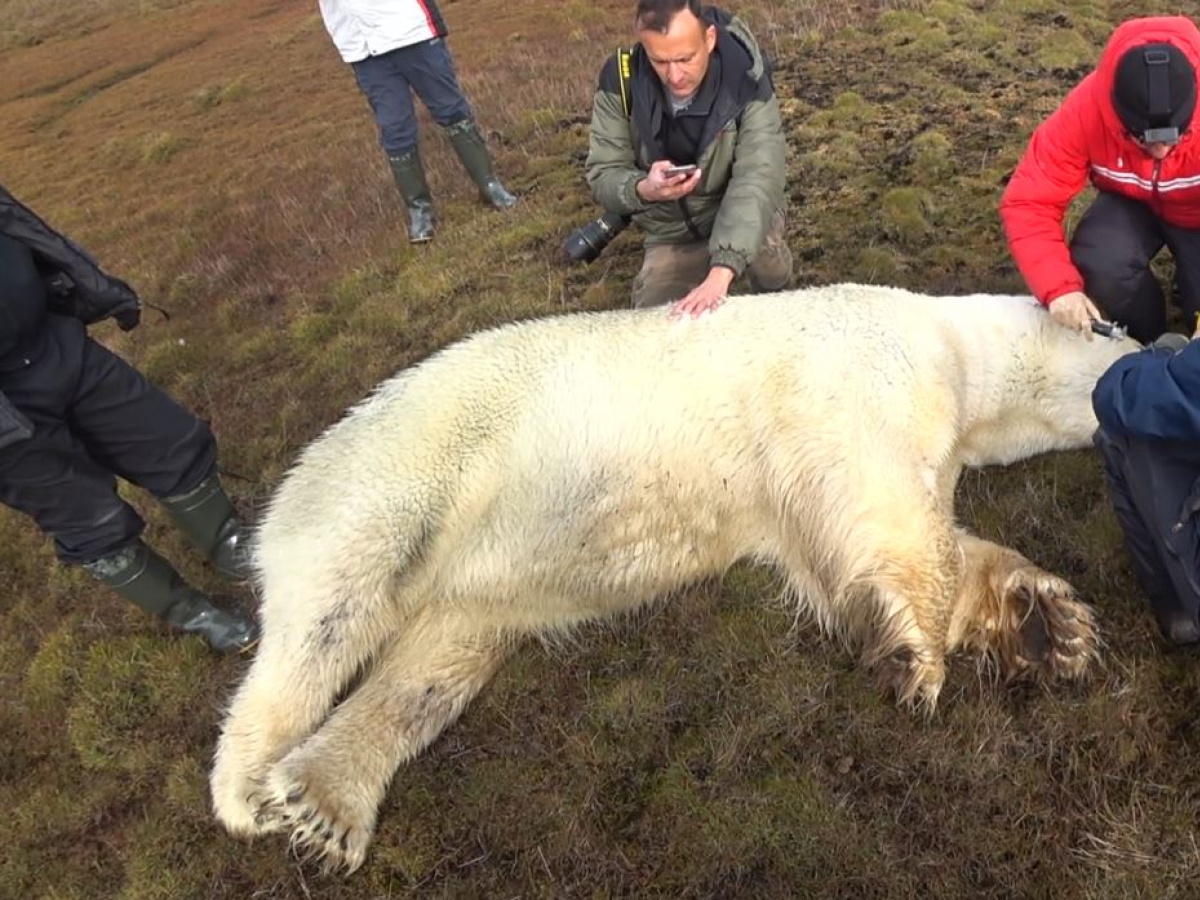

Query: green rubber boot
<box><xmin>388</xmin><ymin>150</ymin><xmax>436</xmax><ymax>243</ymax></box>
<box><xmin>443</xmin><ymin>119</ymin><xmax>517</xmax><ymax>209</ymax></box>
<box><xmin>159</xmin><ymin>473</ymin><xmax>250</xmax><ymax>581</ymax></box>
<box><xmin>84</xmin><ymin>542</ymin><xmax>259</xmax><ymax>654</ymax></box>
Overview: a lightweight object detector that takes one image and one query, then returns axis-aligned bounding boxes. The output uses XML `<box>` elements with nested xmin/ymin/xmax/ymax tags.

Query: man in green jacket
<box><xmin>586</xmin><ymin>0</ymin><xmax>791</xmax><ymax>315</ymax></box>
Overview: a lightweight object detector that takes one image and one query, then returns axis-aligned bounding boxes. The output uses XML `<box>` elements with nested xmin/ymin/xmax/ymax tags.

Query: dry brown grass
<box><xmin>7</xmin><ymin>0</ymin><xmax>1200</xmax><ymax>898</ymax></box>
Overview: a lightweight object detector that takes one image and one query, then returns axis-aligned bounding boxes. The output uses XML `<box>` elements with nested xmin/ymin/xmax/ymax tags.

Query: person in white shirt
<box><xmin>318</xmin><ymin>0</ymin><xmax>518</xmax><ymax>243</ymax></box>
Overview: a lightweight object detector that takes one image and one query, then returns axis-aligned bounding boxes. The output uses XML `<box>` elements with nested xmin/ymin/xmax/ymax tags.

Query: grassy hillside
<box><xmin>3</xmin><ymin>0</ymin><xmax>1200</xmax><ymax>897</ymax></box>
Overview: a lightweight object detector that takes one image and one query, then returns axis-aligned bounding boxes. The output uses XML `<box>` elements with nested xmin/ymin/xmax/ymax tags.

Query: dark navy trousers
<box><xmin>1071</xmin><ymin>191</ymin><xmax>1200</xmax><ymax>343</ymax></box>
<box><xmin>351</xmin><ymin>38</ymin><xmax>473</xmax><ymax>158</ymax></box>
<box><xmin>1095</xmin><ymin>427</ymin><xmax>1200</xmax><ymax>642</ymax></box>
<box><xmin>0</xmin><ymin>316</ymin><xmax>216</xmax><ymax>564</ymax></box>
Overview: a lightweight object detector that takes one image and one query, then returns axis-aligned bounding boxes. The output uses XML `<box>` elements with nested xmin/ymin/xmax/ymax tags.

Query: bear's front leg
<box><xmin>951</xmin><ymin>532</ymin><xmax>1098</xmax><ymax>681</ymax></box>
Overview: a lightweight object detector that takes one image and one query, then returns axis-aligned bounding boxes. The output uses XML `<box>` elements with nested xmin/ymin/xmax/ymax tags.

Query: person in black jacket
<box><xmin>0</xmin><ymin>185</ymin><xmax>257</xmax><ymax>653</ymax></box>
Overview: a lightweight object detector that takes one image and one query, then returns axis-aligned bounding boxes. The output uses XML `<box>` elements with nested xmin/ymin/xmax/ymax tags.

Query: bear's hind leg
<box><xmin>211</xmin><ymin>586</ymin><xmax>399</xmax><ymax>839</ymax></box>
<box><xmin>949</xmin><ymin>532</ymin><xmax>1097</xmax><ymax>682</ymax></box>
<box><xmin>258</xmin><ymin>605</ymin><xmax>509</xmax><ymax>873</ymax></box>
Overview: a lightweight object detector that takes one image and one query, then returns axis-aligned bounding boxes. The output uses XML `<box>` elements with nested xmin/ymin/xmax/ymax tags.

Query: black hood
<box><xmin>0</xmin><ymin>232</ymin><xmax>47</xmax><ymax>360</ymax></box>
<box><xmin>1111</xmin><ymin>41</ymin><xmax>1197</xmax><ymax>139</ymax></box>
<box><xmin>0</xmin><ymin>184</ymin><xmax>141</xmax><ymax>331</ymax></box>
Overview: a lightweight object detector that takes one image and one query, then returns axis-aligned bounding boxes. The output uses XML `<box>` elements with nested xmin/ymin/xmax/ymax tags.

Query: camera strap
<box><xmin>1145</xmin><ymin>48</ymin><xmax>1172</xmax><ymax>123</ymax></box>
<box><xmin>616</xmin><ymin>46</ymin><xmax>633</xmax><ymax>118</ymax></box>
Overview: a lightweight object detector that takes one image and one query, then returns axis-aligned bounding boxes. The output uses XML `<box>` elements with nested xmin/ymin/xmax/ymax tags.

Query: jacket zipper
<box><xmin>676</xmin><ymin>197</ymin><xmax>705</xmax><ymax>241</ymax></box>
<box><xmin>1152</xmin><ymin>158</ymin><xmax>1163</xmax><ymax>214</ymax></box>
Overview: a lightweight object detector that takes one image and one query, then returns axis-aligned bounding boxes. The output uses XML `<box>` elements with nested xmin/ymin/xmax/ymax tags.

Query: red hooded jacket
<box><xmin>1000</xmin><ymin>17</ymin><xmax>1200</xmax><ymax>305</ymax></box>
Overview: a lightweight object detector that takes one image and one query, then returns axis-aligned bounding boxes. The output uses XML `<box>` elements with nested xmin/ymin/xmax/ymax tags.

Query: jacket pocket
<box><xmin>1167</xmin><ymin>475</ymin><xmax>1200</xmax><ymax>546</ymax></box>
<box><xmin>0</xmin><ymin>392</ymin><xmax>33</xmax><ymax>452</ymax></box>
<box><xmin>1164</xmin><ymin>475</ymin><xmax>1200</xmax><ymax>601</ymax></box>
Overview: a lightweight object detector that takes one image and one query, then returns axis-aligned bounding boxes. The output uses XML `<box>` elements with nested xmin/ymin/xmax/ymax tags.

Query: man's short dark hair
<box><xmin>635</xmin><ymin>0</ymin><xmax>703</xmax><ymax>34</ymax></box>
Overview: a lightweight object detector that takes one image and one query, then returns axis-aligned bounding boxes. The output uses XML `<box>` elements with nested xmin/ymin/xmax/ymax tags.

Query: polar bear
<box><xmin>211</xmin><ymin>284</ymin><xmax>1138</xmax><ymax>872</ymax></box>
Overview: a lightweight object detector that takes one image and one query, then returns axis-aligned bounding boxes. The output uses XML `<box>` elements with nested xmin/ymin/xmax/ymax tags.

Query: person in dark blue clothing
<box><xmin>1093</xmin><ymin>329</ymin><xmax>1200</xmax><ymax>644</ymax></box>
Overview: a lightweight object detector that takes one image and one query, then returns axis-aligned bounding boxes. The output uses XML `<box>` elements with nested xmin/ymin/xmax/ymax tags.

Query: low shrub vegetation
<box><xmin>3</xmin><ymin>0</ymin><xmax>1200</xmax><ymax>897</ymax></box>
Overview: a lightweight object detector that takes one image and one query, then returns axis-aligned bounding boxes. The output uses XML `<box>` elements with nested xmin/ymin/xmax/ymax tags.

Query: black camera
<box><xmin>563</xmin><ymin>211</ymin><xmax>632</xmax><ymax>264</ymax></box>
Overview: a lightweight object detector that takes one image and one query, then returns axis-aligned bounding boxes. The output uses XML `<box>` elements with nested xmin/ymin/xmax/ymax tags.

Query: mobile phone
<box><xmin>664</xmin><ymin>164</ymin><xmax>698</xmax><ymax>177</ymax></box>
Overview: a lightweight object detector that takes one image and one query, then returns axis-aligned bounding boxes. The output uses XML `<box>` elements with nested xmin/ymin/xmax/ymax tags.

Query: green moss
<box><xmin>331</xmin><ymin>265</ymin><xmax>390</xmax><ymax>314</ymax></box>
<box><xmin>827</xmin><ymin>90</ymin><xmax>874</xmax><ymax>128</ymax></box>
<box><xmin>289</xmin><ymin>311</ymin><xmax>339</xmax><ymax>348</ymax></box>
<box><xmin>9</xmin><ymin>776</ymin><xmax>129</xmax><ymax>880</ymax></box>
<box><xmin>910</xmin><ymin>130</ymin><xmax>955</xmax><ymax>181</ymax></box>
<box><xmin>225</xmin><ymin>331</ymin><xmax>280</xmax><ymax>369</ymax></box>
<box><xmin>12</xmin><ymin>1</ymin><xmax>1200</xmax><ymax>896</ymax></box>
<box><xmin>592</xmin><ymin>675</ymin><xmax>667</xmax><ymax>731</ymax></box>
<box><xmin>1035</xmin><ymin>29</ymin><xmax>1094</xmax><ymax>73</ymax></box>
<box><xmin>923</xmin><ymin>245</ymin><xmax>973</xmax><ymax>273</ymax></box>
<box><xmin>924</xmin><ymin>0</ymin><xmax>989</xmax><ymax>30</ymax></box>
<box><xmin>192</xmin><ymin>78</ymin><xmax>251</xmax><ymax>112</ymax></box>
<box><xmin>575</xmin><ymin>274</ymin><xmax>627</xmax><ymax>311</ymax></box>
<box><xmin>363</xmin><ymin>815</ymin><xmax>441</xmax><ymax>888</ymax></box>
<box><xmin>141</xmin><ymin>132</ymin><xmax>189</xmax><ymax>165</ymax></box>
<box><xmin>99</xmin><ymin>135</ymin><xmax>140</xmax><ymax>169</ymax></box>
<box><xmin>560</xmin><ymin>0</ymin><xmax>607</xmax><ymax>27</ymax></box>
<box><xmin>218</xmin><ymin>77</ymin><xmax>249</xmax><ymax>104</ymax></box>
<box><xmin>881</xmin><ymin>186</ymin><xmax>934</xmax><ymax>242</ymax></box>
<box><xmin>164</xmin><ymin>756</ymin><xmax>208</xmax><ymax>813</ymax></box>
<box><xmin>514</xmin><ymin>106</ymin><xmax>568</xmax><ymax>142</ymax></box>
<box><xmin>721</xmin><ymin>562</ymin><xmax>779</xmax><ymax>604</ymax></box>
<box><xmin>1007</xmin><ymin>0</ymin><xmax>1058</xmax><ymax>14</ymax></box>
<box><xmin>118</xmin><ymin>809</ymin><xmax>240</xmax><ymax>900</ymax></box>
<box><xmin>799</xmin><ymin>141</ymin><xmax>865</xmax><ymax>181</ymax></box>
<box><xmin>877</xmin><ymin>9</ymin><xmax>953</xmax><ymax>55</ymax></box>
<box><xmin>66</xmin><ymin>636</ymin><xmax>189</xmax><ymax>774</ymax></box>
<box><xmin>642</xmin><ymin>756</ymin><xmax>883</xmax><ymax>891</ymax></box>
<box><xmin>138</xmin><ymin>336</ymin><xmax>208</xmax><ymax>390</ymax></box>
<box><xmin>969</xmin><ymin>23</ymin><xmax>1015</xmax><ymax>56</ymax></box>
<box><xmin>192</xmin><ymin>84</ymin><xmax>222</xmax><ymax>111</ymax></box>
<box><xmin>852</xmin><ymin>245</ymin><xmax>903</xmax><ymax>284</ymax></box>
<box><xmin>266</xmin><ymin>12</ymin><xmax>322</xmax><ymax>49</ymax></box>
<box><xmin>143</xmin><ymin>640</ymin><xmax>210</xmax><ymax>715</ymax></box>
<box><xmin>33</xmin><ymin>881</ymin><xmax>90</xmax><ymax>900</ymax></box>
<box><xmin>24</xmin><ymin>624</ymin><xmax>82</xmax><ymax>714</ymax></box>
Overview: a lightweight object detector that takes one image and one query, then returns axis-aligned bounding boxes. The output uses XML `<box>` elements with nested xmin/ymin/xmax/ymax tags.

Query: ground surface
<box><xmin>3</xmin><ymin>1</ymin><xmax>1200</xmax><ymax>897</ymax></box>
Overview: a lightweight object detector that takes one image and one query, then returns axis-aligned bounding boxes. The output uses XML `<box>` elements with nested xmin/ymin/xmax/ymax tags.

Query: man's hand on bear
<box><xmin>1049</xmin><ymin>291</ymin><xmax>1104</xmax><ymax>339</ymax></box>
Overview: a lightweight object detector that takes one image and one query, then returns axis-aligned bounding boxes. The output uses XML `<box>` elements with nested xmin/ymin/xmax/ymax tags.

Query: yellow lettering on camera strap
<box><xmin>616</xmin><ymin>46</ymin><xmax>633</xmax><ymax>118</ymax></box>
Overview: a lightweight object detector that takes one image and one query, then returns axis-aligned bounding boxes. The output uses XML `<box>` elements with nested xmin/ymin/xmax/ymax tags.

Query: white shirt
<box><xmin>318</xmin><ymin>0</ymin><xmax>444</xmax><ymax>64</ymax></box>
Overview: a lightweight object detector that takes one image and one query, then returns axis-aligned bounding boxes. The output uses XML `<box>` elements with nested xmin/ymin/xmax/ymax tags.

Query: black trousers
<box><xmin>0</xmin><ymin>316</ymin><xmax>216</xmax><ymax>564</ymax></box>
<box><xmin>1070</xmin><ymin>191</ymin><xmax>1200</xmax><ymax>343</ymax></box>
<box><xmin>1094</xmin><ymin>427</ymin><xmax>1200</xmax><ymax>642</ymax></box>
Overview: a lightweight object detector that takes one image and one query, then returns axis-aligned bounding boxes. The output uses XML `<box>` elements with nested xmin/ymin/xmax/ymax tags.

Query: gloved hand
<box><xmin>113</xmin><ymin>307</ymin><xmax>142</xmax><ymax>331</ymax></box>
<box><xmin>103</xmin><ymin>278</ymin><xmax>142</xmax><ymax>331</ymax></box>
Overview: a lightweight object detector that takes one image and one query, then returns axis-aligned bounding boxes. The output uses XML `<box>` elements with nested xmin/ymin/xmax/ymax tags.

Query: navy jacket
<box><xmin>1093</xmin><ymin>341</ymin><xmax>1200</xmax><ymax>441</ymax></box>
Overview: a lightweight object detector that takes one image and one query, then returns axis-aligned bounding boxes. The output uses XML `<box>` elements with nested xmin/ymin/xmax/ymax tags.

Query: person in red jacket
<box><xmin>1001</xmin><ymin>17</ymin><xmax>1200</xmax><ymax>343</ymax></box>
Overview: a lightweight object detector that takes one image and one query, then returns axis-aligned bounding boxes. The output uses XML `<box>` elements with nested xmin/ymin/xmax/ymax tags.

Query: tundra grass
<box><xmin>3</xmin><ymin>0</ymin><xmax>1200</xmax><ymax>898</ymax></box>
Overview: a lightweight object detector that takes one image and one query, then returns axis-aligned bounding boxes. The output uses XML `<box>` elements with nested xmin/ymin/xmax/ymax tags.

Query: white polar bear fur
<box><xmin>212</xmin><ymin>283</ymin><xmax>1139</xmax><ymax>872</ymax></box>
